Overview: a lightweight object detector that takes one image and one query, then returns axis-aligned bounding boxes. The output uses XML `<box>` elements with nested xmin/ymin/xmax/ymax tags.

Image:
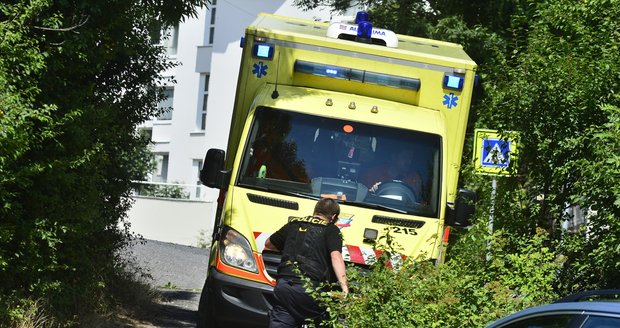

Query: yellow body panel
<box><xmin>219</xmin><ymin>13</ymin><xmax>477</xmax><ymax>270</ymax></box>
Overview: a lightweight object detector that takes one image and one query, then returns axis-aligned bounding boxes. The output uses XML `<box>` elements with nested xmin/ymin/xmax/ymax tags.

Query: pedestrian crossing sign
<box><xmin>473</xmin><ymin>129</ymin><xmax>519</xmax><ymax>176</ymax></box>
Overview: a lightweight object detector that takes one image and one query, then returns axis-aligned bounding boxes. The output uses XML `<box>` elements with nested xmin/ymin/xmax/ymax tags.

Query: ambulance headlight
<box><xmin>219</xmin><ymin>227</ymin><xmax>258</xmax><ymax>273</ymax></box>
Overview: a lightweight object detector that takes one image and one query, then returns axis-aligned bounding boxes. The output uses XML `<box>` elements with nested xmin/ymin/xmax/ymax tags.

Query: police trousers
<box><xmin>268</xmin><ymin>278</ymin><xmax>325</xmax><ymax>328</ymax></box>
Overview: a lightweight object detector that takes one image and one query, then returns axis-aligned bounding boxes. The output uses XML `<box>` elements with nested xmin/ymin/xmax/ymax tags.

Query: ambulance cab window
<box><xmin>238</xmin><ymin>106</ymin><xmax>442</xmax><ymax>218</ymax></box>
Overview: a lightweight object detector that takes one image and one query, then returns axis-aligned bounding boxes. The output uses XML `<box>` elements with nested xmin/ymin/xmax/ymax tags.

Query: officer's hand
<box><xmin>332</xmin><ymin>290</ymin><xmax>348</xmax><ymax>300</ymax></box>
<box><xmin>369</xmin><ymin>182</ymin><xmax>382</xmax><ymax>193</ymax></box>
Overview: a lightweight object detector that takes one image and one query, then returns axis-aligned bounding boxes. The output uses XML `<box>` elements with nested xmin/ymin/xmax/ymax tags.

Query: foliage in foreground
<box><xmin>0</xmin><ymin>0</ymin><xmax>206</xmax><ymax>325</ymax></box>
<box><xmin>312</xmin><ymin>227</ymin><xmax>559</xmax><ymax>328</ymax></box>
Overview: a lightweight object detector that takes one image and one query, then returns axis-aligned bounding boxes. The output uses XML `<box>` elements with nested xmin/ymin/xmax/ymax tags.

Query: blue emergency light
<box><xmin>443</xmin><ymin>74</ymin><xmax>464</xmax><ymax>91</ymax></box>
<box><xmin>252</xmin><ymin>43</ymin><xmax>274</xmax><ymax>60</ymax></box>
<box><xmin>357</xmin><ymin>21</ymin><xmax>373</xmax><ymax>39</ymax></box>
<box><xmin>355</xmin><ymin>11</ymin><xmax>369</xmax><ymax>24</ymax></box>
<box><xmin>355</xmin><ymin>11</ymin><xmax>373</xmax><ymax>44</ymax></box>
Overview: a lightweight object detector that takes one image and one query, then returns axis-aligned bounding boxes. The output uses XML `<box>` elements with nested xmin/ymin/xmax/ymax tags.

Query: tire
<box><xmin>197</xmin><ymin>277</ymin><xmax>219</xmax><ymax>328</ymax></box>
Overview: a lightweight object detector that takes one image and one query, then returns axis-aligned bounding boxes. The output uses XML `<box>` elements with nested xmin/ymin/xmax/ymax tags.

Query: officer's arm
<box><xmin>330</xmin><ymin>250</ymin><xmax>348</xmax><ymax>295</ymax></box>
<box><xmin>265</xmin><ymin>238</ymin><xmax>279</xmax><ymax>251</ymax></box>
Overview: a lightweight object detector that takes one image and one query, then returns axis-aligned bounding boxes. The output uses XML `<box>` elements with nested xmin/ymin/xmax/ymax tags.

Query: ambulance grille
<box><xmin>371</xmin><ymin>216</ymin><xmax>425</xmax><ymax>228</ymax></box>
<box><xmin>262</xmin><ymin>250</ymin><xmax>282</xmax><ymax>280</ymax></box>
<box><xmin>247</xmin><ymin>194</ymin><xmax>299</xmax><ymax>210</ymax></box>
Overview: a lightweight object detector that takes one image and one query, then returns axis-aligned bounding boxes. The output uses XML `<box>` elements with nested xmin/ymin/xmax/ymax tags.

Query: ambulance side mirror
<box><xmin>200</xmin><ymin>148</ymin><xmax>231</xmax><ymax>189</ymax></box>
<box><xmin>446</xmin><ymin>188</ymin><xmax>476</xmax><ymax>228</ymax></box>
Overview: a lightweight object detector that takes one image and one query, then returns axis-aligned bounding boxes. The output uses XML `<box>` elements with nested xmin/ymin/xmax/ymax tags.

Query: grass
<box><xmin>10</xmin><ymin>299</ymin><xmax>54</xmax><ymax>328</ymax></box>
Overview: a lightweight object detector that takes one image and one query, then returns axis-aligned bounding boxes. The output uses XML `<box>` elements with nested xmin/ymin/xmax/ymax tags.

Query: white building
<box><xmin>132</xmin><ymin>1</ymin><xmax>361</xmax><ymax>245</ymax></box>
<box><xmin>140</xmin><ymin>1</ymin><xmax>339</xmax><ymax>198</ymax></box>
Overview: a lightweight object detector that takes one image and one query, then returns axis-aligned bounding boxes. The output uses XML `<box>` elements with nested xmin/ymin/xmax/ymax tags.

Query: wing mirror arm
<box><xmin>445</xmin><ymin>188</ymin><xmax>476</xmax><ymax>228</ymax></box>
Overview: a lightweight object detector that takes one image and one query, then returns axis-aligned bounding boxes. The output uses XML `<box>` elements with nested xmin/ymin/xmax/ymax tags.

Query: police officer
<box><xmin>265</xmin><ymin>198</ymin><xmax>348</xmax><ymax>328</ymax></box>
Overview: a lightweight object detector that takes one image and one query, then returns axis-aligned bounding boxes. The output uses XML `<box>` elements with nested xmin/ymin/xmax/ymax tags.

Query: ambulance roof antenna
<box><xmin>271</xmin><ymin>52</ymin><xmax>280</xmax><ymax>99</ymax></box>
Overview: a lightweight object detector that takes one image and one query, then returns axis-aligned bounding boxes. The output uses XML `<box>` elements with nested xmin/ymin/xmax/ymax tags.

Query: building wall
<box><xmin>127</xmin><ymin>196</ymin><xmax>215</xmax><ymax>246</ymax></box>
<box><xmin>143</xmin><ymin>1</ymin><xmax>337</xmax><ymax>200</ymax></box>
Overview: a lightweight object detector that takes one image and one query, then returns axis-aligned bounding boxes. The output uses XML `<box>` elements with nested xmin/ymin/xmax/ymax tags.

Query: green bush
<box><xmin>138</xmin><ymin>182</ymin><xmax>191</xmax><ymax>199</ymax></box>
<box><xmin>0</xmin><ymin>0</ymin><xmax>205</xmax><ymax>325</ymax></box>
<box><xmin>315</xmin><ymin>228</ymin><xmax>559</xmax><ymax>328</ymax></box>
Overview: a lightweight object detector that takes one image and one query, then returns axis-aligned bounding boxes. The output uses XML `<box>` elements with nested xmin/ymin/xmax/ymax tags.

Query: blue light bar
<box><xmin>443</xmin><ymin>74</ymin><xmax>464</xmax><ymax>90</ymax></box>
<box><xmin>252</xmin><ymin>43</ymin><xmax>274</xmax><ymax>60</ymax></box>
<box><xmin>294</xmin><ymin>60</ymin><xmax>420</xmax><ymax>91</ymax></box>
<box><xmin>294</xmin><ymin>61</ymin><xmax>363</xmax><ymax>81</ymax></box>
<box><xmin>364</xmin><ymin>71</ymin><xmax>420</xmax><ymax>91</ymax></box>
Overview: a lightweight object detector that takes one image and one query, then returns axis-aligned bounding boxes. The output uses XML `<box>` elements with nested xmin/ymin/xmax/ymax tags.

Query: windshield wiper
<box><xmin>339</xmin><ymin>200</ymin><xmax>407</xmax><ymax>214</ymax></box>
<box><xmin>279</xmin><ymin>191</ymin><xmax>320</xmax><ymax>200</ymax></box>
<box><xmin>239</xmin><ymin>183</ymin><xmax>319</xmax><ymax>201</ymax></box>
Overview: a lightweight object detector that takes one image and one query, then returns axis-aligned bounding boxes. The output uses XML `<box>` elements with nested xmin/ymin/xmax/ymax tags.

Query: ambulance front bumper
<box><xmin>207</xmin><ymin>267</ymin><xmax>275</xmax><ymax>327</ymax></box>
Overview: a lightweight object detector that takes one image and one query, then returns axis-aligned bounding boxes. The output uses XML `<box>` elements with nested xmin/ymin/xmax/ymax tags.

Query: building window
<box><xmin>210</xmin><ymin>7</ymin><xmax>216</xmax><ymax>25</ymax></box>
<box><xmin>153</xmin><ymin>153</ymin><xmax>169</xmax><ymax>182</ymax></box>
<box><xmin>193</xmin><ymin>159</ymin><xmax>203</xmax><ymax>198</ymax></box>
<box><xmin>199</xmin><ymin>74</ymin><xmax>209</xmax><ymax>130</ymax></box>
<box><xmin>151</xmin><ymin>23</ymin><xmax>179</xmax><ymax>56</ymax></box>
<box><xmin>208</xmin><ymin>2</ymin><xmax>216</xmax><ymax>45</ymax></box>
<box><xmin>140</xmin><ymin>127</ymin><xmax>153</xmax><ymax>141</ymax></box>
<box><xmin>162</xmin><ymin>24</ymin><xmax>179</xmax><ymax>56</ymax></box>
<box><xmin>157</xmin><ymin>87</ymin><xmax>174</xmax><ymax>120</ymax></box>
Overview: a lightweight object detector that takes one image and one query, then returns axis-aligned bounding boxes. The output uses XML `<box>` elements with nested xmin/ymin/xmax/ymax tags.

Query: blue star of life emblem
<box><xmin>252</xmin><ymin>61</ymin><xmax>268</xmax><ymax>78</ymax></box>
<box><xmin>442</xmin><ymin>93</ymin><xmax>459</xmax><ymax>109</ymax></box>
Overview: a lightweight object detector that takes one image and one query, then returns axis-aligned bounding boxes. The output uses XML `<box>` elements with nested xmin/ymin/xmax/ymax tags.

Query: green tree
<box><xmin>296</xmin><ymin>0</ymin><xmax>620</xmax><ymax>320</ymax></box>
<box><xmin>553</xmin><ymin>104</ymin><xmax>620</xmax><ymax>291</ymax></box>
<box><xmin>0</xmin><ymin>0</ymin><xmax>206</xmax><ymax>324</ymax></box>
<box><xmin>477</xmin><ymin>0</ymin><xmax>620</xmax><ymax>291</ymax></box>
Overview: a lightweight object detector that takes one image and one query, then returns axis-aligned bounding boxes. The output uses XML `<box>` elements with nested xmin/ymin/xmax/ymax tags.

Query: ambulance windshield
<box><xmin>238</xmin><ymin>106</ymin><xmax>441</xmax><ymax>218</ymax></box>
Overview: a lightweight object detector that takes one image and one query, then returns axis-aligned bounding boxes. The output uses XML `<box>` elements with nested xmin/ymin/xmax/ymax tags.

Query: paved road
<box><xmin>124</xmin><ymin>239</ymin><xmax>210</xmax><ymax>327</ymax></box>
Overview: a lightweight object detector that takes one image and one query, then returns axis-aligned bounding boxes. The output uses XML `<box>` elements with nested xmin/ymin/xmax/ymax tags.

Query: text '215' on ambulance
<box><xmin>197</xmin><ymin>11</ymin><xmax>477</xmax><ymax>328</ymax></box>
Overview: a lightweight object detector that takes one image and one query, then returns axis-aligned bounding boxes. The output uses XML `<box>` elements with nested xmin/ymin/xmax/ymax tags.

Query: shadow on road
<box><xmin>122</xmin><ymin>289</ymin><xmax>201</xmax><ymax>328</ymax></box>
<box><xmin>116</xmin><ymin>239</ymin><xmax>207</xmax><ymax>327</ymax></box>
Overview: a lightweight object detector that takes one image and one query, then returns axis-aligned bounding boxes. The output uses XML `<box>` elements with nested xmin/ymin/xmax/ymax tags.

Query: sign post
<box><xmin>473</xmin><ymin>129</ymin><xmax>519</xmax><ymax>260</ymax></box>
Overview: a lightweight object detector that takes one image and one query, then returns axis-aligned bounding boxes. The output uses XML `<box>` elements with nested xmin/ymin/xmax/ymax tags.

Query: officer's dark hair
<box><xmin>313</xmin><ymin>198</ymin><xmax>340</xmax><ymax>223</ymax></box>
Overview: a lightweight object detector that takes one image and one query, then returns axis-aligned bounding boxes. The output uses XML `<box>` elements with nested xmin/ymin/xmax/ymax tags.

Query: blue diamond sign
<box><xmin>473</xmin><ymin>129</ymin><xmax>519</xmax><ymax>176</ymax></box>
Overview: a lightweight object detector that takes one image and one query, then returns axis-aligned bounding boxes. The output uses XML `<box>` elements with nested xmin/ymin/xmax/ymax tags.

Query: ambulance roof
<box><xmin>247</xmin><ymin>13</ymin><xmax>476</xmax><ymax>70</ymax></box>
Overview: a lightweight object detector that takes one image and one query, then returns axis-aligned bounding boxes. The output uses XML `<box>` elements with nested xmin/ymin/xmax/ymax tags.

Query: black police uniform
<box><xmin>268</xmin><ymin>216</ymin><xmax>343</xmax><ymax>328</ymax></box>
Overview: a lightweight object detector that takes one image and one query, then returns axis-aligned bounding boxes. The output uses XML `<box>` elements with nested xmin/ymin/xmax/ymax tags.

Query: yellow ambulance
<box><xmin>198</xmin><ymin>12</ymin><xmax>477</xmax><ymax>327</ymax></box>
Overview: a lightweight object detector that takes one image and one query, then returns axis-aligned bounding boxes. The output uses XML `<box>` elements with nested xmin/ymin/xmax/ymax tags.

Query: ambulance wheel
<box><xmin>197</xmin><ymin>278</ymin><xmax>219</xmax><ymax>328</ymax></box>
<box><xmin>375</xmin><ymin>181</ymin><xmax>418</xmax><ymax>204</ymax></box>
